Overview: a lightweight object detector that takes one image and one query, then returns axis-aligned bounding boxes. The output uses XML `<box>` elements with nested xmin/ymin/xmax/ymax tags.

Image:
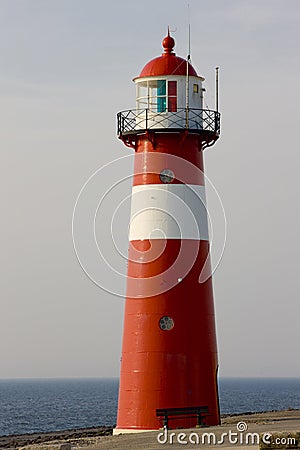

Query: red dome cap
<box><xmin>162</xmin><ymin>33</ymin><xmax>175</xmax><ymax>53</ymax></box>
<box><xmin>137</xmin><ymin>32</ymin><xmax>198</xmax><ymax>78</ymax></box>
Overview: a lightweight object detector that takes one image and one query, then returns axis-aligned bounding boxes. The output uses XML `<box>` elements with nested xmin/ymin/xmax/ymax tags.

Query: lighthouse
<box><xmin>115</xmin><ymin>31</ymin><xmax>221</xmax><ymax>433</ymax></box>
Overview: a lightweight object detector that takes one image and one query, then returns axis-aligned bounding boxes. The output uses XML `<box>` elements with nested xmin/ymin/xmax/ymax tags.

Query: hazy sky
<box><xmin>1</xmin><ymin>0</ymin><xmax>299</xmax><ymax>379</ymax></box>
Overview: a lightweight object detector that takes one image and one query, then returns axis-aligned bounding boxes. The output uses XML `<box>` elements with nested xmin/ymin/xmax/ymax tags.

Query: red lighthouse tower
<box><xmin>115</xmin><ymin>32</ymin><xmax>221</xmax><ymax>433</ymax></box>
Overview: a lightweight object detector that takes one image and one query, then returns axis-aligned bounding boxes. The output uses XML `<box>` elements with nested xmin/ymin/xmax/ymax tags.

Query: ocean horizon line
<box><xmin>0</xmin><ymin>375</ymin><xmax>299</xmax><ymax>381</ymax></box>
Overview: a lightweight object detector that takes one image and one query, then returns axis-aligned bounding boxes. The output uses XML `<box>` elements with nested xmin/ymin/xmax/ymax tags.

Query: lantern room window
<box><xmin>156</xmin><ymin>80</ymin><xmax>166</xmax><ymax>112</ymax></box>
<box><xmin>136</xmin><ymin>79</ymin><xmax>177</xmax><ymax>113</ymax></box>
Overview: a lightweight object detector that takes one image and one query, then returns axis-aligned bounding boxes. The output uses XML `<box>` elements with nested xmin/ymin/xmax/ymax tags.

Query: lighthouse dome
<box><xmin>137</xmin><ymin>33</ymin><xmax>199</xmax><ymax>78</ymax></box>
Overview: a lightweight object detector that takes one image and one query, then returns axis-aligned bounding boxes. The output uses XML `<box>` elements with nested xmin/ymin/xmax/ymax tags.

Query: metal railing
<box><xmin>117</xmin><ymin>108</ymin><xmax>220</xmax><ymax>136</ymax></box>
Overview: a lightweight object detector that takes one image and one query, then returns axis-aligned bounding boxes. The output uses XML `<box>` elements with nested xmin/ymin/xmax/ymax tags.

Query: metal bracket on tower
<box><xmin>119</xmin><ymin>134</ymin><xmax>137</xmax><ymax>150</ymax></box>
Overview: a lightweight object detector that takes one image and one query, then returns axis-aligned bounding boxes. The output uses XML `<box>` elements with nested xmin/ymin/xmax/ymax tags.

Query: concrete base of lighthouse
<box><xmin>113</xmin><ymin>427</ymin><xmax>156</xmax><ymax>435</ymax></box>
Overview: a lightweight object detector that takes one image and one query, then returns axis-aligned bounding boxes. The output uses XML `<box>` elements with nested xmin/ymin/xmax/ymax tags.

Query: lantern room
<box><xmin>117</xmin><ymin>32</ymin><xmax>220</xmax><ymax>147</ymax></box>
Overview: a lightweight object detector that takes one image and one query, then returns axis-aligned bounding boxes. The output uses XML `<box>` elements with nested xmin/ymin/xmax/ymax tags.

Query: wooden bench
<box><xmin>156</xmin><ymin>406</ymin><xmax>209</xmax><ymax>429</ymax></box>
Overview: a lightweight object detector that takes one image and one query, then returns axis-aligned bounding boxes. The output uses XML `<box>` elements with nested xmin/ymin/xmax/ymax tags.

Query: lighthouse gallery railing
<box><xmin>117</xmin><ymin>108</ymin><xmax>220</xmax><ymax>136</ymax></box>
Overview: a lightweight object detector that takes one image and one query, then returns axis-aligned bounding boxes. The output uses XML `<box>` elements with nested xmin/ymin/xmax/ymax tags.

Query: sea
<box><xmin>0</xmin><ymin>378</ymin><xmax>299</xmax><ymax>437</ymax></box>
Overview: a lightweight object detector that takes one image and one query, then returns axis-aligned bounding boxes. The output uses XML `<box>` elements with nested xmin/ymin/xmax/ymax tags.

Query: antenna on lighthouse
<box><xmin>185</xmin><ymin>9</ymin><xmax>191</xmax><ymax>128</ymax></box>
<box><xmin>188</xmin><ymin>22</ymin><xmax>191</xmax><ymax>58</ymax></box>
<box><xmin>215</xmin><ymin>66</ymin><xmax>219</xmax><ymax>112</ymax></box>
<box><xmin>186</xmin><ymin>1</ymin><xmax>191</xmax><ymax>59</ymax></box>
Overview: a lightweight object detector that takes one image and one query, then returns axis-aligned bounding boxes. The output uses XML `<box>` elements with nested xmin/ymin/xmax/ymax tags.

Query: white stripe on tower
<box><xmin>129</xmin><ymin>184</ymin><xmax>209</xmax><ymax>241</ymax></box>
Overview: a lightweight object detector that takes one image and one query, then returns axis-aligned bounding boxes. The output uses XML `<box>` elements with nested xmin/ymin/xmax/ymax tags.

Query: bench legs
<box><xmin>160</xmin><ymin>414</ymin><xmax>205</xmax><ymax>429</ymax></box>
<box><xmin>162</xmin><ymin>415</ymin><xmax>169</xmax><ymax>428</ymax></box>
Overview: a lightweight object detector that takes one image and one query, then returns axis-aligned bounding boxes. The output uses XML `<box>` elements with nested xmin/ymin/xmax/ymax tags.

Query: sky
<box><xmin>1</xmin><ymin>0</ymin><xmax>300</xmax><ymax>379</ymax></box>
